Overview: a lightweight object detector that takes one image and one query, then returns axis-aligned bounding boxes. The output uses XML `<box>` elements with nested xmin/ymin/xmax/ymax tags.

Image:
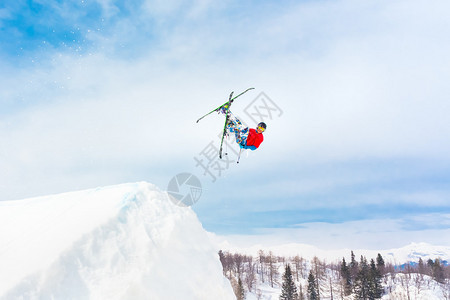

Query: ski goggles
<box><xmin>257</xmin><ymin>126</ymin><xmax>266</xmax><ymax>132</ymax></box>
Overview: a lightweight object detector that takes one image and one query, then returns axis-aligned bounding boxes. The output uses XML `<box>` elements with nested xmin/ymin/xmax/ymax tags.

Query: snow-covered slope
<box><xmin>0</xmin><ymin>182</ymin><xmax>234</xmax><ymax>299</ymax></box>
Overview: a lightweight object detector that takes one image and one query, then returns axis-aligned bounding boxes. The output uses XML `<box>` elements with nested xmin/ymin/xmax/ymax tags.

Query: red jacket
<box><xmin>246</xmin><ymin>128</ymin><xmax>264</xmax><ymax>149</ymax></box>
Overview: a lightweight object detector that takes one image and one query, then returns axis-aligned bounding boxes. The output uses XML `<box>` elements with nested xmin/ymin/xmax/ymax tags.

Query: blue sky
<box><xmin>1</xmin><ymin>0</ymin><xmax>450</xmax><ymax>250</ymax></box>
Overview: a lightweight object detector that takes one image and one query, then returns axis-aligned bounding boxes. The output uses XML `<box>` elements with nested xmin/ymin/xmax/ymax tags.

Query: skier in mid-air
<box><xmin>196</xmin><ymin>88</ymin><xmax>266</xmax><ymax>160</ymax></box>
<box><xmin>223</xmin><ymin>111</ymin><xmax>266</xmax><ymax>151</ymax></box>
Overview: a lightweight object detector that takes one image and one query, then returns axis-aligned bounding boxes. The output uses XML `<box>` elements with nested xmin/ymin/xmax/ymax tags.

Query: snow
<box><xmin>0</xmin><ymin>182</ymin><xmax>235</xmax><ymax>299</ymax></box>
<box><xmin>216</xmin><ymin>237</ymin><xmax>450</xmax><ymax>300</ymax></box>
<box><xmin>224</xmin><ymin>256</ymin><xmax>449</xmax><ymax>300</ymax></box>
<box><xmin>382</xmin><ymin>273</ymin><xmax>448</xmax><ymax>300</ymax></box>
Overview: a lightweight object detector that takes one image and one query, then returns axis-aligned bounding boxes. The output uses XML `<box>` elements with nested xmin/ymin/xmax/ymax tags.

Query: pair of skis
<box><xmin>196</xmin><ymin>88</ymin><xmax>254</xmax><ymax>159</ymax></box>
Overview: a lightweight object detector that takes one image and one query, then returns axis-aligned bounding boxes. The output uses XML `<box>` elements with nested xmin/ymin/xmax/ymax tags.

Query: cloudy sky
<box><xmin>1</xmin><ymin>0</ymin><xmax>450</xmax><ymax>250</ymax></box>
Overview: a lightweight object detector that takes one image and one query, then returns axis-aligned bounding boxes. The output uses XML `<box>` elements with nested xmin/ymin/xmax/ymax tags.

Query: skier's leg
<box><xmin>226</xmin><ymin>114</ymin><xmax>241</xmax><ymax>133</ymax></box>
<box><xmin>234</xmin><ymin>126</ymin><xmax>249</xmax><ymax>145</ymax></box>
<box><xmin>226</xmin><ymin>117</ymin><xmax>236</xmax><ymax>133</ymax></box>
<box><xmin>226</xmin><ymin>115</ymin><xmax>248</xmax><ymax>144</ymax></box>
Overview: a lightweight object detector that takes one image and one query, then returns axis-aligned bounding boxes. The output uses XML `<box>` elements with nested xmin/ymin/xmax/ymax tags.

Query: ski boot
<box><xmin>219</xmin><ymin>104</ymin><xmax>230</xmax><ymax>114</ymax></box>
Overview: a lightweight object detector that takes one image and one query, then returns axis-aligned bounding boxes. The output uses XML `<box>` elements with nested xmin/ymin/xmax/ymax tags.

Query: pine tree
<box><xmin>418</xmin><ymin>258</ymin><xmax>426</xmax><ymax>275</ymax></box>
<box><xmin>354</xmin><ymin>256</ymin><xmax>370</xmax><ymax>300</ymax></box>
<box><xmin>280</xmin><ymin>264</ymin><xmax>298</xmax><ymax>300</ymax></box>
<box><xmin>350</xmin><ymin>251</ymin><xmax>359</xmax><ymax>286</ymax></box>
<box><xmin>431</xmin><ymin>258</ymin><xmax>445</xmax><ymax>283</ymax></box>
<box><xmin>368</xmin><ymin>259</ymin><xmax>383</xmax><ymax>299</ymax></box>
<box><xmin>307</xmin><ymin>270</ymin><xmax>319</xmax><ymax>300</ymax></box>
<box><xmin>376</xmin><ymin>254</ymin><xmax>385</xmax><ymax>275</ymax></box>
<box><xmin>341</xmin><ymin>257</ymin><xmax>352</xmax><ymax>296</ymax></box>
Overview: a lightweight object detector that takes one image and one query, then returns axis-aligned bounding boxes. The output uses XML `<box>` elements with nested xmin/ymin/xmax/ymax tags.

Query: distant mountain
<box><xmin>382</xmin><ymin>242</ymin><xmax>450</xmax><ymax>264</ymax></box>
<box><xmin>216</xmin><ymin>238</ymin><xmax>450</xmax><ymax>264</ymax></box>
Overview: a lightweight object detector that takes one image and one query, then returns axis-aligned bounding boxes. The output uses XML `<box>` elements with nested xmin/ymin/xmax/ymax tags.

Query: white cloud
<box><xmin>0</xmin><ymin>51</ymin><xmax>239</xmax><ymax>199</ymax></box>
<box><xmin>217</xmin><ymin>216</ymin><xmax>450</xmax><ymax>251</ymax></box>
<box><xmin>2</xmin><ymin>0</ymin><xmax>450</xmax><ymax>221</ymax></box>
<box><xmin>94</xmin><ymin>0</ymin><xmax>121</xmax><ymax>18</ymax></box>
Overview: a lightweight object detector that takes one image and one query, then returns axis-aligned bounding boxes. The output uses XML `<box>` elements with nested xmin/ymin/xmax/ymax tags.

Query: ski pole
<box><xmin>237</xmin><ymin>148</ymin><xmax>242</xmax><ymax>164</ymax></box>
<box><xmin>225</xmin><ymin>132</ymin><xmax>228</xmax><ymax>156</ymax></box>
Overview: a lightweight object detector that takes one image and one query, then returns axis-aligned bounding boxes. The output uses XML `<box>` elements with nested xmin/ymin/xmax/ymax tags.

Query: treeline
<box><xmin>409</xmin><ymin>257</ymin><xmax>448</xmax><ymax>283</ymax></box>
<box><xmin>338</xmin><ymin>251</ymin><xmax>384</xmax><ymax>299</ymax></box>
<box><xmin>218</xmin><ymin>249</ymin><xmax>450</xmax><ymax>300</ymax></box>
<box><xmin>219</xmin><ymin>249</ymin><xmax>282</xmax><ymax>297</ymax></box>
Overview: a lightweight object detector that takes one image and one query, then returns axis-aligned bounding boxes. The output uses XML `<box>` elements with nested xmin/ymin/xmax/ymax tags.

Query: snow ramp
<box><xmin>0</xmin><ymin>182</ymin><xmax>234</xmax><ymax>299</ymax></box>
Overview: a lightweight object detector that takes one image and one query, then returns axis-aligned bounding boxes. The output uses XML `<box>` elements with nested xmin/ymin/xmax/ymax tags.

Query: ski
<box><xmin>196</xmin><ymin>87</ymin><xmax>255</xmax><ymax>159</ymax></box>
<box><xmin>196</xmin><ymin>88</ymin><xmax>255</xmax><ymax>123</ymax></box>
<box><xmin>218</xmin><ymin>92</ymin><xmax>234</xmax><ymax>159</ymax></box>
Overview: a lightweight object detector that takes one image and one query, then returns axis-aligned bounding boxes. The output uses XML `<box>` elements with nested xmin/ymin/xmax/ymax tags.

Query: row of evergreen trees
<box><xmin>277</xmin><ymin>265</ymin><xmax>331</xmax><ymax>300</ymax></box>
<box><xmin>219</xmin><ymin>249</ymin><xmax>449</xmax><ymax>300</ymax></box>
<box><xmin>278</xmin><ymin>253</ymin><xmax>384</xmax><ymax>300</ymax></box>
<box><xmin>339</xmin><ymin>252</ymin><xmax>384</xmax><ymax>299</ymax></box>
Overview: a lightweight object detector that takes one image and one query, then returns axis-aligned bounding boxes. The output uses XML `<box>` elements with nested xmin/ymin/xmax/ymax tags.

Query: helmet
<box><xmin>257</xmin><ymin>122</ymin><xmax>266</xmax><ymax>130</ymax></box>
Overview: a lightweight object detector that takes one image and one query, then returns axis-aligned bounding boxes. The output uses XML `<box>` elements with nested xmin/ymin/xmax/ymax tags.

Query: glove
<box><xmin>239</xmin><ymin>143</ymin><xmax>257</xmax><ymax>151</ymax></box>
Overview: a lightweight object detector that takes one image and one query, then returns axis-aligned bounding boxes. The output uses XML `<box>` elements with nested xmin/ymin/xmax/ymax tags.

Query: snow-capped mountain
<box><xmin>0</xmin><ymin>182</ymin><xmax>234</xmax><ymax>299</ymax></box>
<box><xmin>383</xmin><ymin>242</ymin><xmax>450</xmax><ymax>264</ymax></box>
